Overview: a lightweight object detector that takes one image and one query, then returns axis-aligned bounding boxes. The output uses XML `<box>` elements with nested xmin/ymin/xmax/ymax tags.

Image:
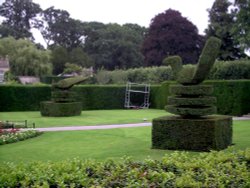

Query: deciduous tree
<box><xmin>0</xmin><ymin>37</ymin><xmax>52</xmax><ymax>76</ymax></box>
<box><xmin>0</xmin><ymin>0</ymin><xmax>42</xmax><ymax>39</ymax></box>
<box><xmin>142</xmin><ymin>9</ymin><xmax>204</xmax><ymax>66</ymax></box>
<box><xmin>83</xmin><ymin>22</ymin><xmax>146</xmax><ymax>70</ymax></box>
<box><xmin>40</xmin><ymin>6</ymin><xmax>85</xmax><ymax>50</ymax></box>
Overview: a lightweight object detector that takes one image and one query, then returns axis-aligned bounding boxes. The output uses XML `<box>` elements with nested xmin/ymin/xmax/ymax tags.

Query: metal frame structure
<box><xmin>124</xmin><ymin>82</ymin><xmax>150</xmax><ymax>109</ymax></box>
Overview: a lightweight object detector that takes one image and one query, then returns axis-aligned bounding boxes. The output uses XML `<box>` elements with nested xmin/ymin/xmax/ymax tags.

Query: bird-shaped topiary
<box><xmin>152</xmin><ymin>37</ymin><xmax>232</xmax><ymax>151</ymax></box>
<box><xmin>40</xmin><ymin>76</ymin><xmax>89</xmax><ymax>117</ymax></box>
<box><xmin>164</xmin><ymin>37</ymin><xmax>221</xmax><ymax>118</ymax></box>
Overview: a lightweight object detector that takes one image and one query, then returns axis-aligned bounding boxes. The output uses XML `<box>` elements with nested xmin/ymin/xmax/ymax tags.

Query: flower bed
<box><xmin>0</xmin><ymin>129</ymin><xmax>42</xmax><ymax>145</ymax></box>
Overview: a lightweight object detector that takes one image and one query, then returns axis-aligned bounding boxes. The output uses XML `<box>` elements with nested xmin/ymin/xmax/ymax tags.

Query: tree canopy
<box><xmin>84</xmin><ymin>22</ymin><xmax>146</xmax><ymax>70</ymax></box>
<box><xmin>40</xmin><ymin>6</ymin><xmax>85</xmax><ymax>50</ymax></box>
<box><xmin>205</xmin><ymin>0</ymin><xmax>246</xmax><ymax>60</ymax></box>
<box><xmin>142</xmin><ymin>9</ymin><xmax>204</xmax><ymax>66</ymax></box>
<box><xmin>0</xmin><ymin>37</ymin><xmax>52</xmax><ymax>76</ymax></box>
<box><xmin>0</xmin><ymin>0</ymin><xmax>42</xmax><ymax>40</ymax></box>
<box><xmin>233</xmin><ymin>0</ymin><xmax>250</xmax><ymax>52</ymax></box>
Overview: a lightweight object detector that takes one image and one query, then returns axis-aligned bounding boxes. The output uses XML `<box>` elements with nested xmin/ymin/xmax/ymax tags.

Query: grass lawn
<box><xmin>0</xmin><ymin>120</ymin><xmax>249</xmax><ymax>164</ymax></box>
<box><xmin>0</xmin><ymin>109</ymin><xmax>167</xmax><ymax>128</ymax></box>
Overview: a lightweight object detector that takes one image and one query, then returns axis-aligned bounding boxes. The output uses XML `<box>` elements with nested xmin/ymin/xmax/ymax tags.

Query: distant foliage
<box><xmin>95</xmin><ymin>66</ymin><xmax>173</xmax><ymax>84</ymax></box>
<box><xmin>205</xmin><ymin>0</ymin><xmax>246</xmax><ymax>60</ymax></box>
<box><xmin>209</xmin><ymin>60</ymin><xmax>250</xmax><ymax>79</ymax></box>
<box><xmin>84</xmin><ymin>22</ymin><xmax>146</xmax><ymax>70</ymax></box>
<box><xmin>0</xmin><ymin>0</ymin><xmax>42</xmax><ymax>40</ymax></box>
<box><xmin>94</xmin><ymin>59</ymin><xmax>250</xmax><ymax>85</ymax></box>
<box><xmin>0</xmin><ymin>37</ymin><xmax>52</xmax><ymax>76</ymax></box>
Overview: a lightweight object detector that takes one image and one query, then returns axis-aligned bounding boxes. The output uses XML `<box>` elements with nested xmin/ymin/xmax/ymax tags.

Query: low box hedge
<box><xmin>40</xmin><ymin>101</ymin><xmax>82</xmax><ymax>117</ymax></box>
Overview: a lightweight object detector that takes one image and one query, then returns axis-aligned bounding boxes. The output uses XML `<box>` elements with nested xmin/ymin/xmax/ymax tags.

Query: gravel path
<box><xmin>34</xmin><ymin>122</ymin><xmax>151</xmax><ymax>132</ymax></box>
<box><xmin>31</xmin><ymin>116</ymin><xmax>250</xmax><ymax>132</ymax></box>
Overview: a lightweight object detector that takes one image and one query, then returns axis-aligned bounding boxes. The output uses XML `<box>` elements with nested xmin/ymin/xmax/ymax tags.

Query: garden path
<box><xmin>31</xmin><ymin>116</ymin><xmax>250</xmax><ymax>132</ymax></box>
<box><xmin>34</xmin><ymin>122</ymin><xmax>151</xmax><ymax>132</ymax></box>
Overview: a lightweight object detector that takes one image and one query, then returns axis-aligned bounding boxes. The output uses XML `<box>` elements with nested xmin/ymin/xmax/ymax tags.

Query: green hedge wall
<box><xmin>0</xmin><ymin>85</ymin><xmax>51</xmax><ymax>111</ymax></box>
<box><xmin>152</xmin><ymin>80</ymin><xmax>250</xmax><ymax>116</ymax></box>
<box><xmin>0</xmin><ymin>80</ymin><xmax>250</xmax><ymax>116</ymax></box>
<box><xmin>205</xmin><ymin>80</ymin><xmax>250</xmax><ymax>116</ymax></box>
<box><xmin>0</xmin><ymin>85</ymin><xmax>158</xmax><ymax>112</ymax></box>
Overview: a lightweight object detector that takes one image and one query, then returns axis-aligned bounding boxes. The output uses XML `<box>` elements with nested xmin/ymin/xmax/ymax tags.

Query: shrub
<box><xmin>95</xmin><ymin>66</ymin><xmax>173</xmax><ymax>84</ymax></box>
<box><xmin>40</xmin><ymin>101</ymin><xmax>82</xmax><ymax>117</ymax></box>
<box><xmin>209</xmin><ymin>60</ymin><xmax>250</xmax><ymax>80</ymax></box>
<box><xmin>0</xmin><ymin>149</ymin><xmax>249</xmax><ymax>187</ymax></box>
<box><xmin>95</xmin><ymin>69</ymin><xmax>112</xmax><ymax>84</ymax></box>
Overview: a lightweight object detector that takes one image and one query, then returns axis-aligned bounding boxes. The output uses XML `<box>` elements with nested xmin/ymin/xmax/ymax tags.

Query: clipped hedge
<box><xmin>209</xmin><ymin>60</ymin><xmax>250</xmax><ymax>80</ymax></box>
<box><xmin>152</xmin><ymin>115</ymin><xmax>232</xmax><ymax>151</ymax></box>
<box><xmin>206</xmin><ymin>80</ymin><xmax>250</xmax><ymax>116</ymax></box>
<box><xmin>0</xmin><ymin>149</ymin><xmax>249</xmax><ymax>187</ymax></box>
<box><xmin>40</xmin><ymin>101</ymin><xmax>82</xmax><ymax>117</ymax></box>
<box><xmin>0</xmin><ymin>80</ymin><xmax>250</xmax><ymax>116</ymax></box>
<box><xmin>152</xmin><ymin>80</ymin><xmax>250</xmax><ymax>116</ymax></box>
<box><xmin>0</xmin><ymin>85</ymin><xmax>51</xmax><ymax>111</ymax></box>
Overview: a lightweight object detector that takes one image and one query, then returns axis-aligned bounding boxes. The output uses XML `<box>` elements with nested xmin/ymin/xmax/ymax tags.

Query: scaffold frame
<box><xmin>124</xmin><ymin>82</ymin><xmax>150</xmax><ymax>109</ymax></box>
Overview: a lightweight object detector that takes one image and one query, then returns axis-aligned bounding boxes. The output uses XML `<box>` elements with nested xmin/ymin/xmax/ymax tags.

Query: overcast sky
<box><xmin>0</xmin><ymin>0</ymin><xmax>219</xmax><ymax>46</ymax></box>
<box><xmin>32</xmin><ymin>0</ymin><xmax>216</xmax><ymax>34</ymax></box>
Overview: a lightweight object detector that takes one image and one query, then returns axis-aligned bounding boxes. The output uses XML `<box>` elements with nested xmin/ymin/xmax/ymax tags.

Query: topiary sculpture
<box><xmin>40</xmin><ymin>76</ymin><xmax>89</xmax><ymax>117</ymax></box>
<box><xmin>152</xmin><ymin>37</ymin><xmax>232</xmax><ymax>151</ymax></box>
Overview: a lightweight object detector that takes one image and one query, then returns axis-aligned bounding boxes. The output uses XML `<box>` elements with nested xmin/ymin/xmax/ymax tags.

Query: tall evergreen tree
<box><xmin>233</xmin><ymin>0</ymin><xmax>250</xmax><ymax>53</ymax></box>
<box><xmin>205</xmin><ymin>0</ymin><xmax>245</xmax><ymax>60</ymax></box>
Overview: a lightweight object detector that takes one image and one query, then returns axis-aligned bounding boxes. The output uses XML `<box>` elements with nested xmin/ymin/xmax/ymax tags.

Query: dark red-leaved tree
<box><xmin>142</xmin><ymin>9</ymin><xmax>204</xmax><ymax>66</ymax></box>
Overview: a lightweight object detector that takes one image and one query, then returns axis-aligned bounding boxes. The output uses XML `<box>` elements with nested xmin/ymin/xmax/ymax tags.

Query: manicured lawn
<box><xmin>0</xmin><ymin>109</ymin><xmax>167</xmax><ymax>128</ymax></box>
<box><xmin>0</xmin><ymin>120</ymin><xmax>249</xmax><ymax>164</ymax></box>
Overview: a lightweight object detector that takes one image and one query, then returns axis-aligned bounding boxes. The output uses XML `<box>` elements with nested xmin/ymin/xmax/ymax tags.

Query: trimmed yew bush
<box><xmin>162</xmin><ymin>55</ymin><xmax>182</xmax><ymax>79</ymax></box>
<box><xmin>40</xmin><ymin>101</ymin><xmax>82</xmax><ymax>117</ymax></box>
<box><xmin>40</xmin><ymin>76</ymin><xmax>89</xmax><ymax>117</ymax></box>
<box><xmin>192</xmin><ymin>37</ymin><xmax>221</xmax><ymax>84</ymax></box>
<box><xmin>152</xmin><ymin>37</ymin><xmax>233</xmax><ymax>151</ymax></box>
<box><xmin>152</xmin><ymin>115</ymin><xmax>232</xmax><ymax>151</ymax></box>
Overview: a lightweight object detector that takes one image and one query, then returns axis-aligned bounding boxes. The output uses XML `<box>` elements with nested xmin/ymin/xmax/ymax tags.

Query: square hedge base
<box><xmin>152</xmin><ymin>115</ymin><xmax>232</xmax><ymax>151</ymax></box>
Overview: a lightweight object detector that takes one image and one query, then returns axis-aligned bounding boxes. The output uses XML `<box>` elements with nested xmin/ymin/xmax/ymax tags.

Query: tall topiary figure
<box><xmin>152</xmin><ymin>37</ymin><xmax>233</xmax><ymax>151</ymax></box>
<box><xmin>40</xmin><ymin>76</ymin><xmax>89</xmax><ymax>117</ymax></box>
